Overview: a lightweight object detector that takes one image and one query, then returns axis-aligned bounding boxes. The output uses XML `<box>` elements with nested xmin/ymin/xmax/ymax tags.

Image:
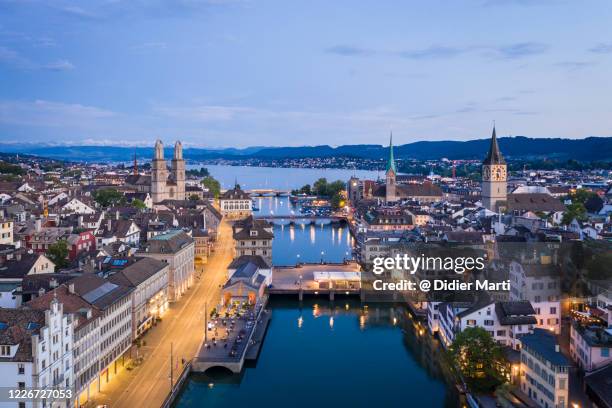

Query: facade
<box><xmin>232</xmin><ymin>216</ymin><xmax>273</xmax><ymax>264</ymax></box>
<box><xmin>0</xmin><ymin>301</ymin><xmax>74</xmax><ymax>408</ymax></box>
<box><xmin>481</xmin><ymin>126</ymin><xmax>507</xmax><ymax>212</ymax></box>
<box><xmin>139</xmin><ymin>230</ymin><xmax>195</xmax><ymax>302</ymax></box>
<box><xmin>0</xmin><ymin>219</ymin><xmax>13</xmax><ymax>245</ymax></box>
<box><xmin>26</xmin><ymin>285</ymin><xmax>102</xmax><ymax>407</ymax></box>
<box><xmin>219</xmin><ymin>186</ymin><xmax>252</xmax><ymax>219</ymax></box>
<box><xmin>151</xmin><ymin>140</ymin><xmax>186</xmax><ymax>203</ymax></box>
<box><xmin>569</xmin><ymin>323</ymin><xmax>612</xmax><ymax>372</ymax></box>
<box><xmin>222</xmin><ymin>258</ymin><xmax>270</xmax><ymax>306</ymax></box>
<box><xmin>520</xmin><ymin>329</ymin><xmax>570</xmax><ymax>408</ymax></box>
<box><xmin>68</xmin><ymin>275</ymin><xmax>132</xmax><ymax>390</ymax></box>
<box><xmin>109</xmin><ymin>257</ymin><xmax>169</xmax><ymax>340</ymax></box>
<box><xmin>509</xmin><ymin>261</ymin><xmax>562</xmax><ymax>334</ymax></box>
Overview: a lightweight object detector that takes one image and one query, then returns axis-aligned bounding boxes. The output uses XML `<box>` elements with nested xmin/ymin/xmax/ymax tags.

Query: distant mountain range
<box><xmin>1</xmin><ymin>136</ymin><xmax>610</xmax><ymax>162</ymax></box>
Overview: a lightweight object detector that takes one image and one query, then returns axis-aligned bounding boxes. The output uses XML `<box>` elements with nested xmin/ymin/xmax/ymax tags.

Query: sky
<box><xmin>0</xmin><ymin>0</ymin><xmax>611</xmax><ymax>148</ymax></box>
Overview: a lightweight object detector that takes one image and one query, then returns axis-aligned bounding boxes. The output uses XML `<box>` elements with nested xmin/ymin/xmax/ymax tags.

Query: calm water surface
<box><xmin>174</xmin><ymin>298</ymin><xmax>457</xmax><ymax>408</ymax></box>
<box><xmin>252</xmin><ymin>197</ymin><xmax>353</xmax><ymax>266</ymax></box>
<box><xmin>189</xmin><ymin>164</ymin><xmax>380</xmax><ymax>191</ymax></box>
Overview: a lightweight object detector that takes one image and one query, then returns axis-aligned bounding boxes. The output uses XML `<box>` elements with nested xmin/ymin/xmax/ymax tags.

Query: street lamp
<box><xmin>320</xmin><ymin>250</ymin><xmax>325</xmax><ymax>264</ymax></box>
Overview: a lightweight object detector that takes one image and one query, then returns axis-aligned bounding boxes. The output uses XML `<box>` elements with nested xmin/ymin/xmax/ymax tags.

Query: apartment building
<box><xmin>520</xmin><ymin>329</ymin><xmax>570</xmax><ymax>408</ymax></box>
<box><xmin>569</xmin><ymin>322</ymin><xmax>612</xmax><ymax>372</ymax></box>
<box><xmin>232</xmin><ymin>216</ymin><xmax>273</xmax><ymax>264</ymax></box>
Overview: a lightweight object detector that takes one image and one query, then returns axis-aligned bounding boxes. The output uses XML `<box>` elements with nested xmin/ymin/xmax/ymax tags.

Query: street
<box><xmin>89</xmin><ymin>220</ymin><xmax>234</xmax><ymax>408</ymax></box>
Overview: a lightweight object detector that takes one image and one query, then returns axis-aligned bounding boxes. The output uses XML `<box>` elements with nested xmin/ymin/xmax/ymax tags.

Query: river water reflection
<box><xmin>174</xmin><ymin>298</ymin><xmax>458</xmax><ymax>408</ymax></box>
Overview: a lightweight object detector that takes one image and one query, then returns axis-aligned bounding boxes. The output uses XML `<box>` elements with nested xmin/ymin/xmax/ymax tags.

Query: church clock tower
<box><xmin>481</xmin><ymin>126</ymin><xmax>507</xmax><ymax>211</ymax></box>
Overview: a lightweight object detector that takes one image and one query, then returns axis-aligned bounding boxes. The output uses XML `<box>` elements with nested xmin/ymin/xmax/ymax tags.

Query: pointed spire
<box><xmin>483</xmin><ymin>124</ymin><xmax>505</xmax><ymax>165</ymax></box>
<box><xmin>133</xmin><ymin>150</ymin><xmax>138</xmax><ymax>176</ymax></box>
<box><xmin>386</xmin><ymin>131</ymin><xmax>397</xmax><ymax>174</ymax></box>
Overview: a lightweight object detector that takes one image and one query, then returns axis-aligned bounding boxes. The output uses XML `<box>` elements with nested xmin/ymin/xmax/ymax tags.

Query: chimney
<box><xmin>35</xmin><ymin>218</ymin><xmax>42</xmax><ymax>232</ymax></box>
<box><xmin>50</xmin><ymin>278</ymin><xmax>58</xmax><ymax>288</ymax></box>
<box><xmin>78</xmin><ymin>215</ymin><xmax>83</xmax><ymax>227</ymax></box>
<box><xmin>555</xmin><ymin>344</ymin><xmax>560</xmax><ymax>353</ymax></box>
<box><xmin>68</xmin><ymin>283</ymin><xmax>75</xmax><ymax>294</ymax></box>
<box><xmin>107</xmin><ymin>218</ymin><xmax>112</xmax><ymax>231</ymax></box>
<box><xmin>116</xmin><ymin>210</ymin><xmax>120</xmax><ymax>220</ymax></box>
<box><xmin>15</xmin><ymin>253</ymin><xmax>21</xmax><ymax>261</ymax></box>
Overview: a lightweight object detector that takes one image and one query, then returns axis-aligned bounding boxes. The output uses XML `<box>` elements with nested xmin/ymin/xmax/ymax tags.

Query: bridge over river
<box><xmin>254</xmin><ymin>214</ymin><xmax>347</xmax><ymax>226</ymax></box>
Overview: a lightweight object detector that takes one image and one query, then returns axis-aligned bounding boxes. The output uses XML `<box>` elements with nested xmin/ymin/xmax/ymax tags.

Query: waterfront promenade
<box><xmin>88</xmin><ymin>220</ymin><xmax>234</xmax><ymax>408</ymax></box>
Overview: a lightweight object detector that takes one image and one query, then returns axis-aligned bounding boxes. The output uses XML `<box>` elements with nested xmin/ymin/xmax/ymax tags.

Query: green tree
<box><xmin>450</xmin><ymin>327</ymin><xmax>505</xmax><ymax>392</ymax></box>
<box><xmin>189</xmin><ymin>194</ymin><xmax>200</xmax><ymax>201</ymax></box>
<box><xmin>201</xmin><ymin>176</ymin><xmax>221</xmax><ymax>198</ymax></box>
<box><xmin>562</xmin><ymin>202</ymin><xmax>587</xmax><ymax>225</ymax></box>
<box><xmin>94</xmin><ymin>188</ymin><xmax>124</xmax><ymax>207</ymax></box>
<box><xmin>131</xmin><ymin>198</ymin><xmax>147</xmax><ymax>210</ymax></box>
<box><xmin>313</xmin><ymin>178</ymin><xmax>328</xmax><ymax>196</ymax></box>
<box><xmin>47</xmin><ymin>240</ymin><xmax>69</xmax><ymax>270</ymax></box>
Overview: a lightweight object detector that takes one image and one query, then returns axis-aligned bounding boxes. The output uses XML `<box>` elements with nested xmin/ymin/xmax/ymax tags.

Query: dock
<box><xmin>270</xmin><ymin>262</ymin><xmax>362</xmax><ymax>300</ymax></box>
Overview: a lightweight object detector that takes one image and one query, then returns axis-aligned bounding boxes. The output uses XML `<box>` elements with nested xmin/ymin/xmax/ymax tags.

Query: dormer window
<box><xmin>250</xmin><ymin>231</ymin><xmax>258</xmax><ymax>237</ymax></box>
<box><xmin>0</xmin><ymin>345</ymin><xmax>10</xmax><ymax>356</ymax></box>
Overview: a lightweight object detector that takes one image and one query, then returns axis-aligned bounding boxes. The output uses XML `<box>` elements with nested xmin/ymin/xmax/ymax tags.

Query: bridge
<box><xmin>248</xmin><ymin>189</ymin><xmax>291</xmax><ymax>197</ymax></box>
<box><xmin>254</xmin><ymin>214</ymin><xmax>347</xmax><ymax>226</ymax></box>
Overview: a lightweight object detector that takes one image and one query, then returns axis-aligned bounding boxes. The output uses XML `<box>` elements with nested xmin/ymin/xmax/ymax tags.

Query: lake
<box><xmin>188</xmin><ymin>164</ymin><xmax>380</xmax><ymax>191</ymax></box>
<box><xmin>174</xmin><ymin>298</ymin><xmax>458</xmax><ymax>408</ymax></box>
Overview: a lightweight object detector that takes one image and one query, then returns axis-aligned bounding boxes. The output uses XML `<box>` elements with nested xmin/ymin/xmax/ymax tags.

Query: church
<box><xmin>125</xmin><ymin>140</ymin><xmax>186</xmax><ymax>203</ymax></box>
<box><xmin>481</xmin><ymin>126</ymin><xmax>508</xmax><ymax>212</ymax></box>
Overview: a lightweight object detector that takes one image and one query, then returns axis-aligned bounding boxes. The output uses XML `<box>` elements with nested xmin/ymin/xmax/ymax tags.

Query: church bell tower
<box><xmin>481</xmin><ymin>126</ymin><xmax>507</xmax><ymax>211</ymax></box>
<box><xmin>385</xmin><ymin>132</ymin><xmax>397</xmax><ymax>203</ymax></box>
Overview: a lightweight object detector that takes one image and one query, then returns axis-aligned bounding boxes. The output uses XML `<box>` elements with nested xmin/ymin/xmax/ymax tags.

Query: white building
<box><xmin>68</xmin><ymin>275</ymin><xmax>132</xmax><ymax>392</ymax></box>
<box><xmin>0</xmin><ymin>299</ymin><xmax>74</xmax><ymax>408</ymax></box>
<box><xmin>109</xmin><ymin>257</ymin><xmax>169</xmax><ymax>340</ymax></box>
<box><xmin>27</xmin><ymin>285</ymin><xmax>102</xmax><ymax>407</ymax></box>
<box><xmin>436</xmin><ymin>299</ymin><xmax>537</xmax><ymax>350</ymax></box>
<box><xmin>61</xmin><ymin>198</ymin><xmax>95</xmax><ymax>215</ymax></box>
<box><xmin>139</xmin><ymin>230</ymin><xmax>195</xmax><ymax>302</ymax></box>
<box><xmin>509</xmin><ymin>261</ymin><xmax>562</xmax><ymax>334</ymax></box>
<box><xmin>219</xmin><ymin>186</ymin><xmax>251</xmax><ymax>219</ymax></box>
<box><xmin>519</xmin><ymin>329</ymin><xmax>570</xmax><ymax>408</ymax></box>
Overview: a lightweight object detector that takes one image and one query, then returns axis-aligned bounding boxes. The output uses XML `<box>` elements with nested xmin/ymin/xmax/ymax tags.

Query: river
<box><xmin>174</xmin><ymin>298</ymin><xmax>458</xmax><ymax>408</ymax></box>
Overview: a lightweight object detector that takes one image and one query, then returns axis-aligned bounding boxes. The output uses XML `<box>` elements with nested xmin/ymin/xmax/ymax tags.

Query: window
<box><xmin>484</xmin><ymin>320</ymin><xmax>494</xmax><ymax>326</ymax></box>
<box><xmin>17</xmin><ymin>363</ymin><xmax>24</xmax><ymax>374</ymax></box>
<box><xmin>601</xmin><ymin>348</ymin><xmax>610</xmax><ymax>357</ymax></box>
<box><xmin>0</xmin><ymin>345</ymin><xmax>10</xmax><ymax>356</ymax></box>
<box><xmin>550</xmin><ymin>307</ymin><xmax>557</xmax><ymax>314</ymax></box>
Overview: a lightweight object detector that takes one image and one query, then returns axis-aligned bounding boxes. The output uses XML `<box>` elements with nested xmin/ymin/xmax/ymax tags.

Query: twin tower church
<box><xmin>384</xmin><ymin>126</ymin><xmax>507</xmax><ymax>211</ymax></box>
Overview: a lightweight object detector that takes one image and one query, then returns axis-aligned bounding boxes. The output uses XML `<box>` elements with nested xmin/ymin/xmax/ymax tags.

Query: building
<box><xmin>569</xmin><ymin>322</ymin><xmax>612</xmax><ymax>372</ymax></box>
<box><xmin>219</xmin><ymin>186</ymin><xmax>252</xmax><ymax>219</ymax></box>
<box><xmin>68</xmin><ymin>275</ymin><xmax>132</xmax><ymax>390</ymax></box>
<box><xmin>232</xmin><ymin>216</ymin><xmax>273</xmax><ymax>264</ymax></box>
<box><xmin>27</xmin><ymin>285</ymin><xmax>102</xmax><ymax>407</ymax></box>
<box><xmin>139</xmin><ymin>230</ymin><xmax>195</xmax><ymax>301</ymax></box>
<box><xmin>519</xmin><ymin>329</ymin><xmax>570</xmax><ymax>408</ymax></box>
<box><xmin>221</xmin><ymin>258</ymin><xmax>270</xmax><ymax>306</ymax></box>
<box><xmin>0</xmin><ymin>253</ymin><xmax>55</xmax><ymax>283</ymax></box>
<box><xmin>362</xmin><ymin>207</ymin><xmax>415</xmax><ymax>231</ymax></box>
<box><xmin>125</xmin><ymin>140</ymin><xmax>186</xmax><ymax>204</ymax></box>
<box><xmin>0</xmin><ymin>219</ymin><xmax>13</xmax><ymax>245</ymax></box>
<box><xmin>509</xmin><ymin>261</ymin><xmax>562</xmax><ymax>334</ymax></box>
<box><xmin>192</xmin><ymin>229</ymin><xmax>211</xmax><ymax>265</ymax></box>
<box><xmin>108</xmin><ymin>257</ymin><xmax>169</xmax><ymax>340</ymax></box>
<box><xmin>481</xmin><ymin>126</ymin><xmax>507</xmax><ymax>212</ymax></box>
<box><xmin>0</xmin><ymin>300</ymin><xmax>74</xmax><ymax>407</ymax></box>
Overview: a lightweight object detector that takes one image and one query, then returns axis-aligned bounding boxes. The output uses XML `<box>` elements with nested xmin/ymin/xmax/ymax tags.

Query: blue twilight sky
<box><xmin>0</xmin><ymin>0</ymin><xmax>611</xmax><ymax>148</ymax></box>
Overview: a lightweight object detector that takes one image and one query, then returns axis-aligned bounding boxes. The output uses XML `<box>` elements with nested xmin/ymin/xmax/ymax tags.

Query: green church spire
<box><xmin>386</xmin><ymin>131</ymin><xmax>397</xmax><ymax>174</ymax></box>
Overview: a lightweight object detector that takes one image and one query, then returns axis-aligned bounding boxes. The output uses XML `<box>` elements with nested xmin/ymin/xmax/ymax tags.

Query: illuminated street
<box><xmin>88</xmin><ymin>220</ymin><xmax>234</xmax><ymax>408</ymax></box>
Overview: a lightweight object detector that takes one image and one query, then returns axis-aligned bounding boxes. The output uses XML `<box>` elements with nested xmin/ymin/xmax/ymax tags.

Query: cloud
<box><xmin>325</xmin><ymin>45</ymin><xmax>372</xmax><ymax>56</ymax></box>
<box><xmin>555</xmin><ymin>61</ymin><xmax>596</xmax><ymax>71</ymax></box>
<box><xmin>588</xmin><ymin>43</ymin><xmax>612</xmax><ymax>54</ymax></box>
<box><xmin>42</xmin><ymin>59</ymin><xmax>75</xmax><ymax>71</ymax></box>
<box><xmin>493</xmin><ymin>42</ymin><xmax>548</xmax><ymax>59</ymax></box>
<box><xmin>0</xmin><ymin>99</ymin><xmax>115</xmax><ymax>127</ymax></box>
<box><xmin>325</xmin><ymin>42</ymin><xmax>547</xmax><ymax>61</ymax></box>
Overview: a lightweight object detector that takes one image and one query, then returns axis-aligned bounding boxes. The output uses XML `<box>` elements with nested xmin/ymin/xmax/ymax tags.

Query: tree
<box><xmin>47</xmin><ymin>240</ymin><xmax>69</xmax><ymax>270</ymax></box>
<box><xmin>313</xmin><ymin>178</ymin><xmax>328</xmax><ymax>196</ymax></box>
<box><xmin>330</xmin><ymin>192</ymin><xmax>346</xmax><ymax>210</ymax></box>
<box><xmin>562</xmin><ymin>202</ymin><xmax>587</xmax><ymax>225</ymax></box>
<box><xmin>131</xmin><ymin>198</ymin><xmax>147</xmax><ymax>210</ymax></box>
<box><xmin>94</xmin><ymin>188</ymin><xmax>124</xmax><ymax>207</ymax></box>
<box><xmin>189</xmin><ymin>194</ymin><xmax>200</xmax><ymax>201</ymax></box>
<box><xmin>449</xmin><ymin>327</ymin><xmax>505</xmax><ymax>392</ymax></box>
<box><xmin>201</xmin><ymin>176</ymin><xmax>221</xmax><ymax>198</ymax></box>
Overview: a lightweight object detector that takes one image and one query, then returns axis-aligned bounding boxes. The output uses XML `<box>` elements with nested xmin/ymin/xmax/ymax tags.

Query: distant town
<box><xmin>0</xmin><ymin>128</ymin><xmax>609</xmax><ymax>408</ymax></box>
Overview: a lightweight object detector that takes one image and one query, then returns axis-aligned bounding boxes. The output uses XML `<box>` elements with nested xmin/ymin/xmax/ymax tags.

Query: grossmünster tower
<box><xmin>481</xmin><ymin>126</ymin><xmax>507</xmax><ymax>211</ymax></box>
